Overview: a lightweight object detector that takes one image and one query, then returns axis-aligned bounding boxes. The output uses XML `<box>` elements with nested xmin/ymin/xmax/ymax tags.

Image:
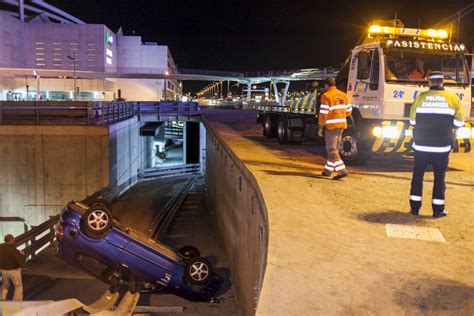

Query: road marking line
<box><xmin>385</xmin><ymin>224</ymin><xmax>445</xmax><ymax>242</ymax></box>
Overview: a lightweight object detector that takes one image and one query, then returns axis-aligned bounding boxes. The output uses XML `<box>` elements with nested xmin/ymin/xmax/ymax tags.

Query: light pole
<box><xmin>164</xmin><ymin>71</ymin><xmax>170</xmax><ymax>101</ymax></box>
<box><xmin>67</xmin><ymin>52</ymin><xmax>76</xmax><ymax>101</ymax></box>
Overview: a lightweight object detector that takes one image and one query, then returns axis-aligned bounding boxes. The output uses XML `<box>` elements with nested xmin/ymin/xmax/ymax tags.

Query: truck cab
<box><xmin>338</xmin><ymin>21</ymin><xmax>472</xmax><ymax>163</ymax></box>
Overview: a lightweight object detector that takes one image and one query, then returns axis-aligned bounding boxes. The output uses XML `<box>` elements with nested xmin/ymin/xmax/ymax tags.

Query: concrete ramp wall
<box><xmin>205</xmin><ymin>121</ymin><xmax>268</xmax><ymax>316</ymax></box>
<box><xmin>0</xmin><ymin>117</ymin><xmax>150</xmax><ymax>236</ymax></box>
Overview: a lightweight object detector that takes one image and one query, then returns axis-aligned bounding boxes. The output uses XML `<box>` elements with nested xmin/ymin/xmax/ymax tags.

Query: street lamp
<box><xmin>163</xmin><ymin>71</ymin><xmax>170</xmax><ymax>101</ymax></box>
<box><xmin>67</xmin><ymin>52</ymin><xmax>76</xmax><ymax>101</ymax></box>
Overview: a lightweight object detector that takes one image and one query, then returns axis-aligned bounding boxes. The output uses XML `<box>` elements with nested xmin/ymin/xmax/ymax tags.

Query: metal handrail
<box><xmin>13</xmin><ymin>214</ymin><xmax>60</xmax><ymax>260</ymax></box>
<box><xmin>0</xmin><ymin>101</ymin><xmax>201</xmax><ymax>125</ymax></box>
<box><xmin>138</xmin><ymin>163</ymin><xmax>201</xmax><ymax>179</ymax></box>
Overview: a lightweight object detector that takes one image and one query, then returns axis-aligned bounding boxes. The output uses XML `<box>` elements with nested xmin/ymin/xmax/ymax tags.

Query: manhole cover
<box><xmin>385</xmin><ymin>224</ymin><xmax>445</xmax><ymax>242</ymax></box>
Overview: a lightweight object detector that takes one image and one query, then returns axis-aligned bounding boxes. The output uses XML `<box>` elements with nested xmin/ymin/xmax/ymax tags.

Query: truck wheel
<box><xmin>82</xmin><ymin>205</ymin><xmax>113</xmax><ymax>238</ymax></box>
<box><xmin>339</xmin><ymin>130</ymin><xmax>371</xmax><ymax>165</ymax></box>
<box><xmin>277</xmin><ymin>117</ymin><xmax>289</xmax><ymax>144</ymax></box>
<box><xmin>263</xmin><ymin>114</ymin><xmax>278</xmax><ymax>138</ymax></box>
<box><xmin>185</xmin><ymin>257</ymin><xmax>213</xmax><ymax>286</ymax></box>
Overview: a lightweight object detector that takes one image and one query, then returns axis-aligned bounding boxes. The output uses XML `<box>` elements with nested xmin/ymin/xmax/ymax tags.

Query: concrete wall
<box><xmin>0</xmin><ymin>117</ymin><xmax>150</xmax><ymax>237</ymax></box>
<box><xmin>205</xmin><ymin>122</ymin><xmax>268</xmax><ymax>316</ymax></box>
<box><xmin>0</xmin><ymin>125</ymin><xmax>109</xmax><ymax>235</ymax></box>
<box><xmin>107</xmin><ymin>117</ymin><xmax>150</xmax><ymax>198</ymax></box>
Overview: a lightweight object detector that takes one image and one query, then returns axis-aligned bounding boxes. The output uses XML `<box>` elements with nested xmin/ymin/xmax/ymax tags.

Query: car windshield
<box><xmin>384</xmin><ymin>49</ymin><xmax>469</xmax><ymax>85</ymax></box>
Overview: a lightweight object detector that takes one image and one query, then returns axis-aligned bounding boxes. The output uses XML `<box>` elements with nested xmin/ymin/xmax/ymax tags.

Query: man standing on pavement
<box><xmin>409</xmin><ymin>71</ymin><xmax>464</xmax><ymax>218</ymax></box>
<box><xmin>318</xmin><ymin>77</ymin><xmax>352</xmax><ymax>180</ymax></box>
<box><xmin>0</xmin><ymin>234</ymin><xmax>26</xmax><ymax>301</ymax></box>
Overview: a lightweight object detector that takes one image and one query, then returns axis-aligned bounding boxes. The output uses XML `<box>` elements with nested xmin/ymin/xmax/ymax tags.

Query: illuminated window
<box><xmin>53</xmin><ymin>48</ymin><xmax>62</xmax><ymax>51</ymax></box>
<box><xmin>87</xmin><ymin>53</ymin><xmax>96</xmax><ymax>56</ymax></box>
<box><xmin>53</xmin><ymin>58</ymin><xmax>62</xmax><ymax>61</ymax></box>
<box><xmin>35</xmin><ymin>42</ymin><xmax>44</xmax><ymax>45</ymax></box>
<box><xmin>106</xmin><ymin>57</ymin><xmax>112</xmax><ymax>65</ymax></box>
<box><xmin>106</xmin><ymin>48</ymin><xmax>113</xmax><ymax>57</ymax></box>
<box><xmin>36</xmin><ymin>47</ymin><xmax>44</xmax><ymax>51</ymax></box>
<box><xmin>35</xmin><ymin>58</ymin><xmax>45</xmax><ymax>61</ymax></box>
<box><xmin>70</xmin><ymin>42</ymin><xmax>79</xmax><ymax>46</ymax></box>
<box><xmin>71</xmin><ymin>48</ymin><xmax>79</xmax><ymax>51</ymax></box>
<box><xmin>53</xmin><ymin>42</ymin><xmax>61</xmax><ymax>45</ymax></box>
<box><xmin>36</xmin><ymin>63</ymin><xmax>45</xmax><ymax>66</ymax></box>
<box><xmin>36</xmin><ymin>52</ymin><xmax>45</xmax><ymax>56</ymax></box>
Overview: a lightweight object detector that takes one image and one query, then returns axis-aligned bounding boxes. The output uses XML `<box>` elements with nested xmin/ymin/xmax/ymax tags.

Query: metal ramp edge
<box><xmin>0</xmin><ymin>290</ymin><xmax>139</xmax><ymax>316</ymax></box>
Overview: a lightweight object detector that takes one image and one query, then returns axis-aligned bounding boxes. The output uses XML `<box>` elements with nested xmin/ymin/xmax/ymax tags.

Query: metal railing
<box><xmin>137</xmin><ymin>102</ymin><xmax>201</xmax><ymax>122</ymax></box>
<box><xmin>0</xmin><ymin>101</ymin><xmax>202</xmax><ymax>125</ymax></box>
<box><xmin>138</xmin><ymin>163</ymin><xmax>201</xmax><ymax>179</ymax></box>
<box><xmin>14</xmin><ymin>214</ymin><xmax>60</xmax><ymax>261</ymax></box>
<box><xmin>0</xmin><ymin>101</ymin><xmax>135</xmax><ymax>125</ymax></box>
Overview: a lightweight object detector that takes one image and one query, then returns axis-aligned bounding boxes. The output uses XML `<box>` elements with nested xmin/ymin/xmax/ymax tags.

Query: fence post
<box><xmin>101</xmin><ymin>102</ymin><xmax>104</xmax><ymax>125</ymax></box>
<box><xmin>86</xmin><ymin>102</ymin><xmax>90</xmax><ymax>125</ymax></box>
<box><xmin>35</xmin><ymin>101</ymin><xmax>40</xmax><ymax>124</ymax></box>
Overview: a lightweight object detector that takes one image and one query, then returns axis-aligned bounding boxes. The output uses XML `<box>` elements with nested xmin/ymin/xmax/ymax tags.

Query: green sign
<box><xmin>105</xmin><ymin>31</ymin><xmax>114</xmax><ymax>45</ymax></box>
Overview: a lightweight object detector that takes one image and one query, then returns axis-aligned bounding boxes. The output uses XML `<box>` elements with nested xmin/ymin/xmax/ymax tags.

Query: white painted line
<box><xmin>385</xmin><ymin>224</ymin><xmax>446</xmax><ymax>243</ymax></box>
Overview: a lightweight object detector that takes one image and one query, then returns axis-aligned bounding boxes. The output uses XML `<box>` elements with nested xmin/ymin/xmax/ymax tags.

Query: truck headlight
<box><xmin>372</xmin><ymin>126</ymin><xmax>398</xmax><ymax>138</ymax></box>
<box><xmin>456</xmin><ymin>127</ymin><xmax>471</xmax><ymax>139</ymax></box>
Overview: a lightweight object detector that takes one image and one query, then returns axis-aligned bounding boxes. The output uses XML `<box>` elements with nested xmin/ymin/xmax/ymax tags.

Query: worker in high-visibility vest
<box><xmin>318</xmin><ymin>78</ymin><xmax>352</xmax><ymax>180</ymax></box>
<box><xmin>409</xmin><ymin>71</ymin><xmax>464</xmax><ymax>218</ymax></box>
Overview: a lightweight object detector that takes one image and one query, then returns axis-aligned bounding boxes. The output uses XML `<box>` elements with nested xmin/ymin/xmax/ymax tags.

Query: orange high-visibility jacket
<box><xmin>318</xmin><ymin>86</ymin><xmax>352</xmax><ymax>130</ymax></box>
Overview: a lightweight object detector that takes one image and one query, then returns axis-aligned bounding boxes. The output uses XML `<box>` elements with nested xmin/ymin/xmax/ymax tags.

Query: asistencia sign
<box><xmin>386</xmin><ymin>39</ymin><xmax>466</xmax><ymax>52</ymax></box>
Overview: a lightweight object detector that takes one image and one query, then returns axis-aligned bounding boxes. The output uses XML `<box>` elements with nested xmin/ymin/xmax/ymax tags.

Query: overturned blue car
<box><xmin>55</xmin><ymin>200</ymin><xmax>219</xmax><ymax>301</ymax></box>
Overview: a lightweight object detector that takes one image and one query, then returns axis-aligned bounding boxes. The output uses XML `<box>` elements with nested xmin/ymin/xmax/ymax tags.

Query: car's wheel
<box><xmin>82</xmin><ymin>206</ymin><xmax>113</xmax><ymax>238</ymax></box>
<box><xmin>177</xmin><ymin>246</ymin><xmax>201</xmax><ymax>261</ymax></box>
<box><xmin>185</xmin><ymin>257</ymin><xmax>213</xmax><ymax>286</ymax></box>
<box><xmin>90</xmin><ymin>198</ymin><xmax>112</xmax><ymax>210</ymax></box>
<box><xmin>277</xmin><ymin>116</ymin><xmax>289</xmax><ymax>144</ymax></box>
<box><xmin>263</xmin><ymin>114</ymin><xmax>278</xmax><ymax>138</ymax></box>
<box><xmin>339</xmin><ymin>130</ymin><xmax>371</xmax><ymax>166</ymax></box>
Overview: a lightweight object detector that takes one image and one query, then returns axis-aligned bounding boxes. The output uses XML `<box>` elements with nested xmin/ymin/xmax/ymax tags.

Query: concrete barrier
<box><xmin>204</xmin><ymin>119</ymin><xmax>268</xmax><ymax>316</ymax></box>
<box><xmin>0</xmin><ymin>117</ymin><xmax>150</xmax><ymax>236</ymax></box>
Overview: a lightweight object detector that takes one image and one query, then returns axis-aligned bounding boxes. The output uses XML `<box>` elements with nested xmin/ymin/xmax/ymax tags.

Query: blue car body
<box><xmin>55</xmin><ymin>201</ymin><xmax>218</xmax><ymax>301</ymax></box>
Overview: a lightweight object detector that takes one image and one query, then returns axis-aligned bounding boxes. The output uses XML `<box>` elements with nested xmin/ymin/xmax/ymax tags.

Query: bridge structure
<box><xmin>0</xmin><ymin>66</ymin><xmax>339</xmax><ymax>105</ymax></box>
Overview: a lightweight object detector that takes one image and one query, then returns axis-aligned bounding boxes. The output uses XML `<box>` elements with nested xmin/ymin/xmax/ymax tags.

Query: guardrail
<box><xmin>0</xmin><ymin>101</ymin><xmax>202</xmax><ymax>125</ymax></box>
<box><xmin>137</xmin><ymin>102</ymin><xmax>201</xmax><ymax>122</ymax></box>
<box><xmin>14</xmin><ymin>214</ymin><xmax>60</xmax><ymax>261</ymax></box>
<box><xmin>0</xmin><ymin>101</ymin><xmax>135</xmax><ymax>125</ymax></box>
<box><xmin>138</xmin><ymin>163</ymin><xmax>201</xmax><ymax>179</ymax></box>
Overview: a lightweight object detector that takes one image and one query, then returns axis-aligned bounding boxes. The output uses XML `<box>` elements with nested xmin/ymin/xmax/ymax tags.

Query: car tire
<box><xmin>185</xmin><ymin>257</ymin><xmax>213</xmax><ymax>286</ymax></box>
<box><xmin>90</xmin><ymin>198</ymin><xmax>112</xmax><ymax>210</ymax></box>
<box><xmin>82</xmin><ymin>205</ymin><xmax>113</xmax><ymax>238</ymax></box>
<box><xmin>177</xmin><ymin>246</ymin><xmax>201</xmax><ymax>261</ymax></box>
<box><xmin>339</xmin><ymin>130</ymin><xmax>371</xmax><ymax>166</ymax></box>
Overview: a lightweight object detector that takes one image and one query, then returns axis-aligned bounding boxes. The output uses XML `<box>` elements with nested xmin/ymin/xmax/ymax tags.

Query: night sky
<box><xmin>48</xmin><ymin>0</ymin><xmax>473</xmax><ymax>93</ymax></box>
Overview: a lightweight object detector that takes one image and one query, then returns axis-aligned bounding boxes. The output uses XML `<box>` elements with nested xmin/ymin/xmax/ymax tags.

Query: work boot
<box><xmin>321</xmin><ymin>171</ymin><xmax>332</xmax><ymax>177</ymax></box>
<box><xmin>433</xmin><ymin>210</ymin><xmax>448</xmax><ymax>218</ymax></box>
<box><xmin>410</xmin><ymin>209</ymin><xmax>419</xmax><ymax>216</ymax></box>
<box><xmin>333</xmin><ymin>171</ymin><xmax>349</xmax><ymax>180</ymax></box>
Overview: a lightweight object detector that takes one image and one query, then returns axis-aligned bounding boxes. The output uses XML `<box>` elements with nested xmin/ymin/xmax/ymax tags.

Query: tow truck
<box><xmin>257</xmin><ymin>20</ymin><xmax>473</xmax><ymax>165</ymax></box>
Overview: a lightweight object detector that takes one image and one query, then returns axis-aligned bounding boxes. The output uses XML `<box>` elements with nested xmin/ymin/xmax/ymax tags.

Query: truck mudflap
<box><xmin>370</xmin><ymin>121</ymin><xmax>472</xmax><ymax>154</ymax></box>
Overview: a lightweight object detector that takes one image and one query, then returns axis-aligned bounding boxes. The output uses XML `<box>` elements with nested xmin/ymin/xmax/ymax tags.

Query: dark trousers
<box><xmin>410</xmin><ymin>150</ymin><xmax>449</xmax><ymax>214</ymax></box>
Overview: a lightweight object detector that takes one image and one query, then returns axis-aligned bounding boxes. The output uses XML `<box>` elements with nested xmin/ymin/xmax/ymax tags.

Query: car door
<box><xmin>114</xmin><ymin>230</ymin><xmax>177</xmax><ymax>287</ymax></box>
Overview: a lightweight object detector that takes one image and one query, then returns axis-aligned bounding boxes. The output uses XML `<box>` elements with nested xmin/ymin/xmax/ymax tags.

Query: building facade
<box><xmin>0</xmin><ymin>3</ymin><xmax>181</xmax><ymax>101</ymax></box>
